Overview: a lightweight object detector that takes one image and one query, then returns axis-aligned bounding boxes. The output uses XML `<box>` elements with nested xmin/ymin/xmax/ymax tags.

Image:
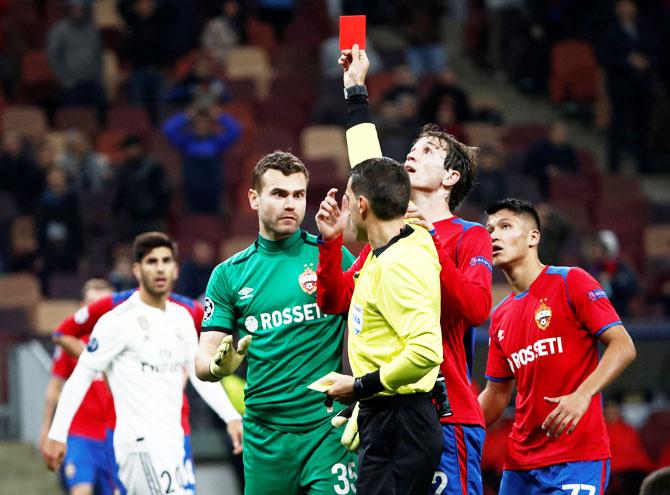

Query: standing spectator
<box><xmin>113</xmin><ymin>135</ymin><xmax>171</xmax><ymax>240</ymax></box>
<box><xmin>420</xmin><ymin>67</ymin><xmax>473</xmax><ymax>125</ymax></box>
<box><xmin>201</xmin><ymin>0</ymin><xmax>245</xmax><ymax>66</ymax></box>
<box><xmin>523</xmin><ymin>121</ymin><xmax>579</xmax><ymax>199</ymax></box>
<box><xmin>162</xmin><ymin>105</ymin><xmax>241</xmax><ymax>213</ymax></box>
<box><xmin>175</xmin><ymin>240</ymin><xmax>216</xmax><ymax>300</ymax></box>
<box><xmin>398</xmin><ymin>0</ymin><xmax>448</xmax><ymax>77</ymax></box>
<box><xmin>107</xmin><ymin>248</ymin><xmax>136</xmax><ymax>291</ymax></box>
<box><xmin>485</xmin><ymin>0</ymin><xmax>523</xmax><ymax>79</ymax></box>
<box><xmin>46</xmin><ymin>0</ymin><xmax>105</xmax><ymax>119</ymax></box>
<box><xmin>536</xmin><ymin>203</ymin><xmax>572</xmax><ymax>267</ymax></box>
<box><xmin>118</xmin><ymin>0</ymin><xmax>178</xmax><ymax>124</ymax></box>
<box><xmin>58</xmin><ymin>130</ymin><xmax>110</xmax><ymax>194</ymax></box>
<box><xmin>36</xmin><ymin>167</ymin><xmax>83</xmax><ymax>295</ymax></box>
<box><xmin>468</xmin><ymin>144</ymin><xmax>507</xmax><ymax>206</ymax></box>
<box><xmin>598</xmin><ymin>0</ymin><xmax>658</xmax><ymax>173</ymax></box>
<box><xmin>0</xmin><ymin>130</ymin><xmax>31</xmax><ymax>203</ymax></box>
<box><xmin>16</xmin><ymin>140</ymin><xmax>58</xmax><ymax>214</ymax></box>
<box><xmin>166</xmin><ymin>53</ymin><xmax>230</xmax><ymax>107</ymax></box>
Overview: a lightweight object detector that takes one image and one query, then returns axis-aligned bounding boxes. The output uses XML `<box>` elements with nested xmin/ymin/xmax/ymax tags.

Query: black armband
<box><xmin>353</xmin><ymin>370</ymin><xmax>384</xmax><ymax>399</ymax></box>
<box><xmin>345</xmin><ymin>91</ymin><xmax>372</xmax><ymax>130</ymax></box>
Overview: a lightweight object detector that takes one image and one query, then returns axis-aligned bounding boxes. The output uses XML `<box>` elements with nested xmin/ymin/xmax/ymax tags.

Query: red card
<box><xmin>339</xmin><ymin>15</ymin><xmax>366</xmax><ymax>50</ymax></box>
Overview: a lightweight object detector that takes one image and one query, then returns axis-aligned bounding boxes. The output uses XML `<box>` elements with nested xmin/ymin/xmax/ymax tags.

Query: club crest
<box><xmin>534</xmin><ymin>299</ymin><xmax>552</xmax><ymax>330</ymax></box>
<box><xmin>299</xmin><ymin>264</ymin><xmax>317</xmax><ymax>295</ymax></box>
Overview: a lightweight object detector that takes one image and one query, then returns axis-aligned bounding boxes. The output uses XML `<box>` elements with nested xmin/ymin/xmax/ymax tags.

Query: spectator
<box><xmin>485</xmin><ymin>0</ymin><xmax>523</xmax><ymax>79</ymax></box>
<box><xmin>536</xmin><ymin>203</ymin><xmax>572</xmax><ymax>266</ymax></box>
<box><xmin>118</xmin><ymin>0</ymin><xmax>178</xmax><ymax>124</ymax></box>
<box><xmin>46</xmin><ymin>0</ymin><xmax>105</xmax><ymax>119</ymax></box>
<box><xmin>175</xmin><ymin>240</ymin><xmax>216</xmax><ymax>300</ymax></box>
<box><xmin>162</xmin><ymin>104</ymin><xmax>241</xmax><ymax>213</ymax></box>
<box><xmin>581</xmin><ymin>230</ymin><xmax>639</xmax><ymax>317</ymax></box>
<box><xmin>434</xmin><ymin>99</ymin><xmax>467</xmax><ymax>144</ymax></box>
<box><xmin>598</xmin><ymin>0</ymin><xmax>658</xmax><ymax>173</ymax></box>
<box><xmin>523</xmin><ymin>121</ymin><xmax>579</xmax><ymax>199</ymax></box>
<box><xmin>36</xmin><ymin>167</ymin><xmax>83</xmax><ymax>295</ymax></box>
<box><xmin>0</xmin><ymin>130</ymin><xmax>31</xmax><ymax>201</ymax></box>
<box><xmin>16</xmin><ymin>140</ymin><xmax>58</xmax><ymax>214</ymax></box>
<box><xmin>468</xmin><ymin>144</ymin><xmax>506</xmax><ymax>207</ymax></box>
<box><xmin>113</xmin><ymin>135</ymin><xmax>170</xmax><ymax>240</ymax></box>
<box><xmin>166</xmin><ymin>53</ymin><xmax>230</xmax><ymax>107</ymax></box>
<box><xmin>420</xmin><ymin>67</ymin><xmax>473</xmax><ymax>125</ymax></box>
<box><xmin>58</xmin><ymin>130</ymin><xmax>110</xmax><ymax>194</ymax></box>
<box><xmin>107</xmin><ymin>247</ymin><xmax>136</xmax><ymax>291</ymax></box>
<box><xmin>255</xmin><ymin>0</ymin><xmax>296</xmax><ymax>41</ymax></box>
<box><xmin>201</xmin><ymin>0</ymin><xmax>245</xmax><ymax>66</ymax></box>
<box><xmin>398</xmin><ymin>0</ymin><xmax>448</xmax><ymax>77</ymax></box>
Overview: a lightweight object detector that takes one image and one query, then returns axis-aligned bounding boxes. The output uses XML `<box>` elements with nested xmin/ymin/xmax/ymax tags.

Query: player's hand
<box><xmin>404</xmin><ymin>203</ymin><xmax>435</xmax><ymax>234</ymax></box>
<box><xmin>315</xmin><ymin>188</ymin><xmax>349</xmax><ymax>241</ymax></box>
<box><xmin>332</xmin><ymin>403</ymin><xmax>360</xmax><ymax>452</ymax></box>
<box><xmin>226</xmin><ymin>419</ymin><xmax>243</xmax><ymax>455</ymax></box>
<box><xmin>541</xmin><ymin>391</ymin><xmax>591</xmax><ymax>437</ymax></box>
<box><xmin>42</xmin><ymin>438</ymin><xmax>66</xmax><ymax>471</ymax></box>
<box><xmin>326</xmin><ymin>374</ymin><xmax>355</xmax><ymax>403</ymax></box>
<box><xmin>209</xmin><ymin>335</ymin><xmax>252</xmax><ymax>379</ymax></box>
<box><xmin>339</xmin><ymin>44</ymin><xmax>369</xmax><ymax>88</ymax></box>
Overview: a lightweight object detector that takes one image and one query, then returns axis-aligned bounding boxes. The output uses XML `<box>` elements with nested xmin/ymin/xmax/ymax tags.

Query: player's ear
<box><xmin>442</xmin><ymin>168</ymin><xmax>460</xmax><ymax>188</ymax></box>
<box><xmin>528</xmin><ymin>228</ymin><xmax>541</xmax><ymax>248</ymax></box>
<box><xmin>248</xmin><ymin>189</ymin><xmax>259</xmax><ymax>210</ymax></box>
<box><xmin>358</xmin><ymin>195</ymin><xmax>368</xmax><ymax>219</ymax></box>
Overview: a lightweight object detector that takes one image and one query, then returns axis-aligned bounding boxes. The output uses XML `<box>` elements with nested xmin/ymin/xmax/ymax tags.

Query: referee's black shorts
<box><xmin>356</xmin><ymin>392</ymin><xmax>442</xmax><ymax>495</ymax></box>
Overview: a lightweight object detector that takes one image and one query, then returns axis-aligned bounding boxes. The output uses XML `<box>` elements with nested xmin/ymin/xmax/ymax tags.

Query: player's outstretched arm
<box><xmin>478</xmin><ymin>379</ymin><xmax>515</xmax><ymax>428</ymax></box>
<box><xmin>196</xmin><ymin>331</ymin><xmax>251</xmax><ymax>381</ymax></box>
<box><xmin>39</xmin><ymin>377</ymin><xmax>64</xmax><ymax>452</ymax></box>
<box><xmin>542</xmin><ymin>324</ymin><xmax>636</xmax><ymax>436</ymax></box>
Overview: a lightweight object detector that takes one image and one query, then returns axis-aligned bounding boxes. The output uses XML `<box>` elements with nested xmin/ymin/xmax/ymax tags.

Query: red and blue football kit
<box><xmin>485</xmin><ymin>266</ymin><xmax>621</xmax><ymax>472</ymax></box>
<box><xmin>317</xmin><ymin>217</ymin><xmax>492</xmax><ymax>495</ymax></box>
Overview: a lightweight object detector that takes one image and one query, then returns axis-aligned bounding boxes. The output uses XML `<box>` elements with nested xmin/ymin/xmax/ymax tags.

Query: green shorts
<box><xmin>243</xmin><ymin>416</ymin><xmax>357</xmax><ymax>495</ymax></box>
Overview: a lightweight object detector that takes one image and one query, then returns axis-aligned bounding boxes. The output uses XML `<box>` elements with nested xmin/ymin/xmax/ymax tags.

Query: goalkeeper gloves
<box><xmin>209</xmin><ymin>334</ymin><xmax>251</xmax><ymax>378</ymax></box>
<box><xmin>331</xmin><ymin>402</ymin><xmax>360</xmax><ymax>452</ymax></box>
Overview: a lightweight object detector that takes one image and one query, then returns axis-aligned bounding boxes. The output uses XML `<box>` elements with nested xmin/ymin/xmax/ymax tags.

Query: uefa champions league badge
<box><xmin>298</xmin><ymin>264</ymin><xmax>317</xmax><ymax>295</ymax></box>
<box><xmin>203</xmin><ymin>297</ymin><xmax>214</xmax><ymax>321</ymax></box>
<box><xmin>534</xmin><ymin>299</ymin><xmax>552</xmax><ymax>330</ymax></box>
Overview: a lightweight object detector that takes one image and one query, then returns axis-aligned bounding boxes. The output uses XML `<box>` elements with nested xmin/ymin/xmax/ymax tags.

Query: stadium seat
<box><xmin>18</xmin><ymin>50</ymin><xmax>57</xmax><ymax>102</ymax></box>
<box><xmin>253</xmin><ymin>126</ymin><xmax>299</xmax><ymax>156</ymax></box>
<box><xmin>0</xmin><ymin>105</ymin><xmax>49</xmax><ymax>142</ymax></box>
<box><xmin>256</xmin><ymin>97</ymin><xmax>307</xmax><ymax>134</ymax></box>
<box><xmin>224</xmin><ymin>46</ymin><xmax>273</xmax><ymax>99</ymax></box>
<box><xmin>49</xmin><ymin>273</ymin><xmax>90</xmax><ymax>299</ymax></box>
<box><xmin>300</xmin><ymin>125</ymin><xmax>349</xmax><ymax>176</ymax></box>
<box><xmin>175</xmin><ymin>214</ymin><xmax>225</xmax><ymax>252</ymax></box>
<box><xmin>33</xmin><ymin>299</ymin><xmax>80</xmax><ymax>337</ymax></box>
<box><xmin>462</xmin><ymin>123</ymin><xmax>503</xmax><ymax>148</ymax></box>
<box><xmin>549</xmin><ymin>40</ymin><xmax>600</xmax><ymax>104</ymax></box>
<box><xmin>247</xmin><ymin>18</ymin><xmax>279</xmax><ymax>58</ymax></box>
<box><xmin>644</xmin><ymin>224</ymin><xmax>670</xmax><ymax>260</ymax></box>
<box><xmin>107</xmin><ymin>105</ymin><xmax>153</xmax><ymax>135</ymax></box>
<box><xmin>0</xmin><ymin>273</ymin><xmax>42</xmax><ymax>310</ymax></box>
<box><xmin>96</xmin><ymin>129</ymin><xmax>130</xmax><ymax>164</ymax></box>
<box><xmin>366</xmin><ymin>72</ymin><xmax>397</xmax><ymax>104</ymax></box>
<box><xmin>640</xmin><ymin>410</ymin><xmax>670</xmax><ymax>461</ymax></box>
<box><xmin>10</xmin><ymin>215</ymin><xmax>37</xmax><ymax>264</ymax></box>
<box><xmin>502</xmin><ymin>123</ymin><xmax>549</xmax><ymax>154</ymax></box>
<box><xmin>0</xmin><ymin>308</ymin><xmax>32</xmax><ymax>335</ymax></box>
<box><xmin>548</xmin><ymin>174</ymin><xmax>597</xmax><ymax>206</ymax></box>
<box><xmin>225</xmin><ymin>78</ymin><xmax>260</xmax><ymax>104</ymax></box>
<box><xmin>220</xmin><ymin>236</ymin><xmax>256</xmax><ymax>261</ymax></box>
<box><xmin>54</xmin><ymin>106</ymin><xmax>100</xmax><ymax>136</ymax></box>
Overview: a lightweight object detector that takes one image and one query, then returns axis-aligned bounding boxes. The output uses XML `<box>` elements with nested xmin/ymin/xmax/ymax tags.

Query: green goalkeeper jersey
<box><xmin>202</xmin><ymin>229</ymin><xmax>355</xmax><ymax>432</ymax></box>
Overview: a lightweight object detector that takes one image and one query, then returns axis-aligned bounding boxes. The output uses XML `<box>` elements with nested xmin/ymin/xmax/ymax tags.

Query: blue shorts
<box><xmin>431</xmin><ymin>424</ymin><xmax>485</xmax><ymax>495</ymax></box>
<box><xmin>60</xmin><ymin>434</ymin><xmax>118</xmax><ymax>495</ymax></box>
<box><xmin>183</xmin><ymin>434</ymin><xmax>197</xmax><ymax>493</ymax></box>
<box><xmin>500</xmin><ymin>459</ymin><xmax>611</xmax><ymax>495</ymax></box>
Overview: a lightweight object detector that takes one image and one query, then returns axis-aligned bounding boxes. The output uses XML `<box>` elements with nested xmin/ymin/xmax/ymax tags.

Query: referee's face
<box><xmin>252</xmin><ymin>170</ymin><xmax>307</xmax><ymax>241</ymax></box>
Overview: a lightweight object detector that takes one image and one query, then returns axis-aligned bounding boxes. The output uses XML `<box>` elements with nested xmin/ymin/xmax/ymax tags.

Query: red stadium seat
<box><xmin>640</xmin><ymin>410</ymin><xmax>670</xmax><ymax>462</ymax></box>
<box><xmin>54</xmin><ymin>106</ymin><xmax>100</xmax><ymax>136</ymax></box>
<box><xmin>502</xmin><ymin>123</ymin><xmax>550</xmax><ymax>154</ymax></box>
<box><xmin>549</xmin><ymin>40</ymin><xmax>601</xmax><ymax>104</ymax></box>
<box><xmin>107</xmin><ymin>105</ymin><xmax>153</xmax><ymax>135</ymax></box>
<box><xmin>0</xmin><ymin>105</ymin><xmax>48</xmax><ymax>142</ymax></box>
<box><xmin>18</xmin><ymin>50</ymin><xmax>57</xmax><ymax>102</ymax></box>
<box><xmin>96</xmin><ymin>129</ymin><xmax>130</xmax><ymax>164</ymax></box>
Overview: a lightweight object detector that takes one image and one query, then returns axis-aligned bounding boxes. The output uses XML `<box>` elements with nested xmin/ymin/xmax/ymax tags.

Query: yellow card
<box><xmin>307</xmin><ymin>372</ymin><xmax>347</xmax><ymax>392</ymax></box>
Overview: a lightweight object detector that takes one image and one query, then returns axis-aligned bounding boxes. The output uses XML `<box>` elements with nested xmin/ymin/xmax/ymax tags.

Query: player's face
<box><xmin>486</xmin><ymin>209</ymin><xmax>540</xmax><ymax>268</ymax></box>
<box><xmin>250</xmin><ymin>170</ymin><xmax>307</xmax><ymax>240</ymax></box>
<box><xmin>134</xmin><ymin>246</ymin><xmax>178</xmax><ymax>298</ymax></box>
<box><xmin>82</xmin><ymin>287</ymin><xmax>113</xmax><ymax>306</ymax></box>
<box><xmin>404</xmin><ymin>136</ymin><xmax>449</xmax><ymax>192</ymax></box>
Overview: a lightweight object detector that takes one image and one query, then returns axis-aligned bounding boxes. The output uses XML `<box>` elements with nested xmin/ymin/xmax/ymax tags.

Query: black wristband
<box><xmin>353</xmin><ymin>370</ymin><xmax>384</xmax><ymax>399</ymax></box>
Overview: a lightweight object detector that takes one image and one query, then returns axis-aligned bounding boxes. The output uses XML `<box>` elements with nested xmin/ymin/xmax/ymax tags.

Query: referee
<box><xmin>321</xmin><ymin>158</ymin><xmax>443</xmax><ymax>494</ymax></box>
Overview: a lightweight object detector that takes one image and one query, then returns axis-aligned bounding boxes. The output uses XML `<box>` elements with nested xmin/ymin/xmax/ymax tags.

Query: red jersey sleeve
<box><xmin>54</xmin><ymin>295</ymin><xmax>114</xmax><ymax>338</ymax></box>
<box><xmin>51</xmin><ymin>346</ymin><xmax>76</xmax><ymax>380</ymax></box>
<box><xmin>316</xmin><ymin>235</ymin><xmax>370</xmax><ymax>314</ymax></box>
<box><xmin>567</xmin><ymin>267</ymin><xmax>623</xmax><ymax>336</ymax></box>
<box><xmin>436</xmin><ymin>225</ymin><xmax>493</xmax><ymax>325</ymax></box>
<box><xmin>484</xmin><ymin>301</ymin><xmax>515</xmax><ymax>381</ymax></box>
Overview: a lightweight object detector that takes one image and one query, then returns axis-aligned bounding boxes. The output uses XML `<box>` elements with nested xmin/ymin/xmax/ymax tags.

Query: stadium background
<box><xmin>0</xmin><ymin>0</ymin><xmax>668</xmax><ymax>493</ymax></box>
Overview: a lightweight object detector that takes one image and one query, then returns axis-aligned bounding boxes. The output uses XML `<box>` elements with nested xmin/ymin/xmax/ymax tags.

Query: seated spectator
<box><xmin>0</xmin><ymin>130</ymin><xmax>32</xmax><ymax>206</ymax></box>
<box><xmin>523</xmin><ymin>121</ymin><xmax>578</xmax><ymax>198</ymax></box>
<box><xmin>16</xmin><ymin>140</ymin><xmax>58</xmax><ymax>214</ymax></box>
<box><xmin>467</xmin><ymin>144</ymin><xmax>506</xmax><ymax>206</ymax></box>
<box><xmin>420</xmin><ymin>67</ymin><xmax>472</xmax><ymax>125</ymax></box>
<box><xmin>398</xmin><ymin>0</ymin><xmax>448</xmax><ymax>77</ymax></box>
<box><xmin>113</xmin><ymin>135</ymin><xmax>170</xmax><ymax>240</ymax></box>
<box><xmin>162</xmin><ymin>103</ymin><xmax>241</xmax><ymax>213</ymax></box>
<box><xmin>166</xmin><ymin>53</ymin><xmax>230</xmax><ymax>107</ymax></box>
<box><xmin>201</xmin><ymin>0</ymin><xmax>245</xmax><ymax>65</ymax></box>
<box><xmin>605</xmin><ymin>400</ymin><xmax>654</xmax><ymax>493</ymax></box>
<box><xmin>434</xmin><ymin>99</ymin><xmax>467</xmax><ymax>144</ymax></box>
<box><xmin>581</xmin><ymin>230</ymin><xmax>639</xmax><ymax>317</ymax></box>
<box><xmin>59</xmin><ymin>130</ymin><xmax>111</xmax><ymax>194</ymax></box>
<box><xmin>36</xmin><ymin>167</ymin><xmax>83</xmax><ymax>295</ymax></box>
<box><xmin>46</xmin><ymin>0</ymin><xmax>105</xmax><ymax>119</ymax></box>
<box><xmin>175</xmin><ymin>240</ymin><xmax>216</xmax><ymax>300</ymax></box>
<box><xmin>536</xmin><ymin>203</ymin><xmax>572</xmax><ymax>266</ymax></box>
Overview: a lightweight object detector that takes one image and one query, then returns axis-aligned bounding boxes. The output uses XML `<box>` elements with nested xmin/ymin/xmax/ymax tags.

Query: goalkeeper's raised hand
<box><xmin>209</xmin><ymin>334</ymin><xmax>252</xmax><ymax>378</ymax></box>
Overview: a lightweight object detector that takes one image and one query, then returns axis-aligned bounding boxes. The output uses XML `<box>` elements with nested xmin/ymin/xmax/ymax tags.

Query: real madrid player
<box><xmin>44</xmin><ymin>232</ymin><xmax>232</xmax><ymax>495</ymax></box>
<box><xmin>479</xmin><ymin>198</ymin><xmax>636</xmax><ymax>495</ymax></box>
<box><xmin>195</xmin><ymin>151</ymin><xmax>358</xmax><ymax>495</ymax></box>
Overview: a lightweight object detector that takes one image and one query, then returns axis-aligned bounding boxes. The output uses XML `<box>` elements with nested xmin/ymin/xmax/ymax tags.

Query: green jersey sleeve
<box><xmin>202</xmin><ymin>263</ymin><xmax>236</xmax><ymax>332</ymax></box>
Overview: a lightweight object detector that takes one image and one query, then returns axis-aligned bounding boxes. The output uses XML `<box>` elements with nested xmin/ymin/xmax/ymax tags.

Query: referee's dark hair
<box><xmin>640</xmin><ymin>467</ymin><xmax>670</xmax><ymax>495</ymax></box>
<box><xmin>133</xmin><ymin>231</ymin><xmax>178</xmax><ymax>262</ymax></box>
<box><xmin>415</xmin><ymin>124</ymin><xmax>479</xmax><ymax>212</ymax></box>
<box><xmin>350</xmin><ymin>157</ymin><xmax>410</xmax><ymax>220</ymax></box>
<box><xmin>485</xmin><ymin>198</ymin><xmax>542</xmax><ymax>232</ymax></box>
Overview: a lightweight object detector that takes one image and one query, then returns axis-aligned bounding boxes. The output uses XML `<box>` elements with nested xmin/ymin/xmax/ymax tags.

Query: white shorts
<box><xmin>117</xmin><ymin>448</ymin><xmax>191</xmax><ymax>495</ymax></box>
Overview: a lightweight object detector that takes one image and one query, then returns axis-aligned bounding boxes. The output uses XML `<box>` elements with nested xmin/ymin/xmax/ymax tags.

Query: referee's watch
<box><xmin>344</xmin><ymin>84</ymin><xmax>368</xmax><ymax>100</ymax></box>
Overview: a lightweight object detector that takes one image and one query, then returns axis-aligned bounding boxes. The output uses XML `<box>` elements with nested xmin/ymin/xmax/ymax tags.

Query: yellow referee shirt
<box><xmin>348</xmin><ymin>224</ymin><xmax>443</xmax><ymax>396</ymax></box>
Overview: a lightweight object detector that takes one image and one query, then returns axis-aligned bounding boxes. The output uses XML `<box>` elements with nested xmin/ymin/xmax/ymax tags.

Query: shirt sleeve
<box><xmin>484</xmin><ymin>312</ymin><xmax>515</xmax><ymax>381</ymax></box>
<box><xmin>51</xmin><ymin>346</ymin><xmax>75</xmax><ymax>380</ymax></box>
<box><xmin>77</xmin><ymin>313</ymin><xmax>128</xmax><ymax>372</ymax></box>
<box><xmin>437</xmin><ymin>226</ymin><xmax>493</xmax><ymax>326</ymax></box>
<box><xmin>567</xmin><ymin>268</ymin><xmax>623</xmax><ymax>336</ymax></box>
<box><xmin>375</xmin><ymin>254</ymin><xmax>443</xmax><ymax>390</ymax></box>
<box><xmin>344</xmin><ymin>95</ymin><xmax>382</xmax><ymax>167</ymax></box>
<box><xmin>202</xmin><ymin>265</ymin><xmax>236</xmax><ymax>332</ymax></box>
<box><xmin>54</xmin><ymin>295</ymin><xmax>114</xmax><ymax>338</ymax></box>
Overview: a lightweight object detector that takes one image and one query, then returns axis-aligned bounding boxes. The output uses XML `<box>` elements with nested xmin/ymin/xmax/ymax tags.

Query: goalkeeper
<box><xmin>195</xmin><ymin>151</ymin><xmax>357</xmax><ymax>495</ymax></box>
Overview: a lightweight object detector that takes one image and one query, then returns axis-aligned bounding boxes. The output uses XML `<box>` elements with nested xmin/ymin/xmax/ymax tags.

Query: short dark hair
<box><xmin>640</xmin><ymin>467</ymin><xmax>670</xmax><ymax>495</ymax></box>
<box><xmin>485</xmin><ymin>198</ymin><xmax>542</xmax><ymax>231</ymax></box>
<box><xmin>252</xmin><ymin>151</ymin><xmax>310</xmax><ymax>191</ymax></box>
<box><xmin>133</xmin><ymin>232</ymin><xmax>177</xmax><ymax>262</ymax></box>
<box><xmin>349</xmin><ymin>157</ymin><xmax>410</xmax><ymax>220</ymax></box>
<box><xmin>414</xmin><ymin>124</ymin><xmax>479</xmax><ymax>211</ymax></box>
